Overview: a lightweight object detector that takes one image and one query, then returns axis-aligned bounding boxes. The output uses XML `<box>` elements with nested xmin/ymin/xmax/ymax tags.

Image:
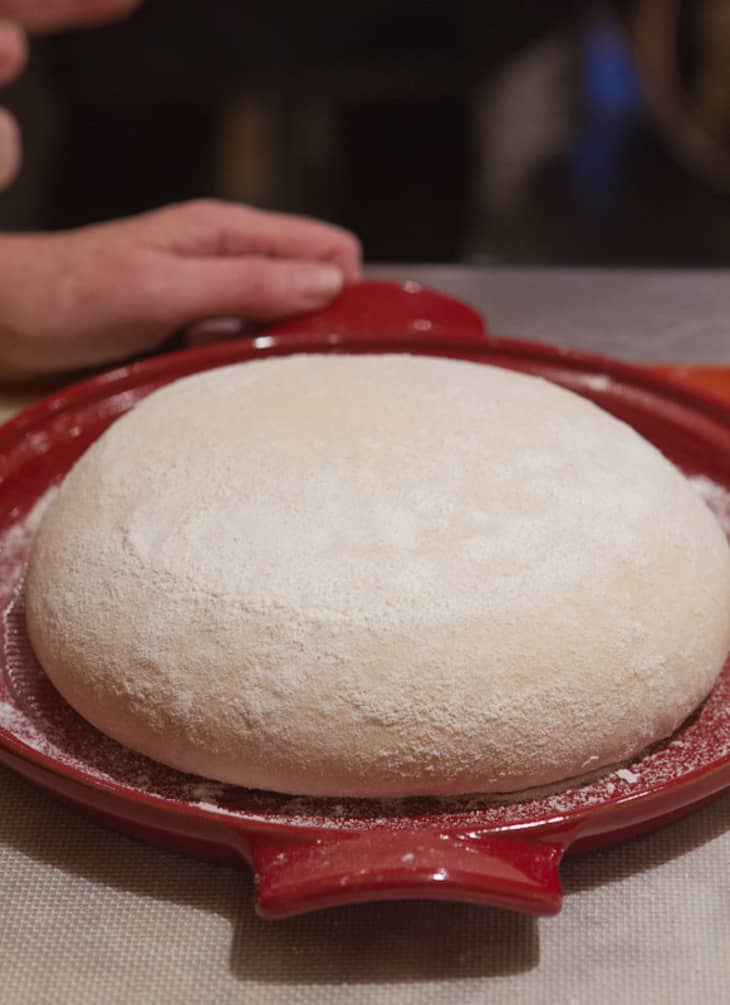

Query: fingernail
<box><xmin>293</xmin><ymin>264</ymin><xmax>343</xmax><ymax>300</ymax></box>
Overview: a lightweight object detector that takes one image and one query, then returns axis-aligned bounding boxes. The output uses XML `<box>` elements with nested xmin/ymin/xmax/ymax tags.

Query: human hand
<box><xmin>0</xmin><ymin>199</ymin><xmax>362</xmax><ymax>377</ymax></box>
<box><xmin>0</xmin><ymin>1</ymin><xmax>142</xmax><ymax>187</ymax></box>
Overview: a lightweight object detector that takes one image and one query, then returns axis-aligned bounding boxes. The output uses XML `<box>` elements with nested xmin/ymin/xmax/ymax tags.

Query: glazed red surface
<box><xmin>2</xmin><ymin>280</ymin><xmax>730</xmax><ymax>919</ymax></box>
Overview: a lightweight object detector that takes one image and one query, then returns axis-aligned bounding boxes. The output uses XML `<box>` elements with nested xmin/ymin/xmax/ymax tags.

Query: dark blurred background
<box><xmin>2</xmin><ymin>0</ymin><xmax>730</xmax><ymax>265</ymax></box>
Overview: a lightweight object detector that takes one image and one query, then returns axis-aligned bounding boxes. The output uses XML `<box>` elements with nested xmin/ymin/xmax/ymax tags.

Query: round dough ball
<box><xmin>25</xmin><ymin>354</ymin><xmax>730</xmax><ymax>797</ymax></box>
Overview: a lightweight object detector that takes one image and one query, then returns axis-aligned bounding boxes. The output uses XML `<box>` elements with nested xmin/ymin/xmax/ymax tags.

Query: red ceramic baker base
<box><xmin>3</xmin><ymin>734</ymin><xmax>729</xmax><ymax>919</ymax></box>
<box><xmin>2</xmin><ymin>281</ymin><xmax>730</xmax><ymax>919</ymax></box>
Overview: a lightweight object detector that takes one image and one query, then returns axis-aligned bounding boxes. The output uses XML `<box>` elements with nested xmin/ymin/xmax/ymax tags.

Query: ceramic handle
<box><xmin>246</xmin><ymin>828</ymin><xmax>571</xmax><ymax>920</ymax></box>
<box><xmin>264</xmin><ymin>279</ymin><xmax>487</xmax><ymax>343</ymax></box>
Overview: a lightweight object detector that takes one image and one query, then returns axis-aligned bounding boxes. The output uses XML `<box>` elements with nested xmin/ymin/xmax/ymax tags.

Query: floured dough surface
<box><xmin>25</xmin><ymin>354</ymin><xmax>730</xmax><ymax>797</ymax></box>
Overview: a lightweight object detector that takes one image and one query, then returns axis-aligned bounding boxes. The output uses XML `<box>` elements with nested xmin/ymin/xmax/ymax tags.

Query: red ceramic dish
<box><xmin>2</xmin><ymin>280</ymin><xmax>730</xmax><ymax>920</ymax></box>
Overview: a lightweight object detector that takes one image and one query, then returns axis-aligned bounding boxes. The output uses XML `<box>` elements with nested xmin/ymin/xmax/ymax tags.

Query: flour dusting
<box><xmin>3</xmin><ymin>559</ymin><xmax>729</xmax><ymax>831</ymax></box>
<box><xmin>0</xmin><ymin>489</ymin><xmax>57</xmax><ymax>569</ymax></box>
<box><xmin>690</xmin><ymin>475</ymin><xmax>730</xmax><ymax>533</ymax></box>
<box><xmin>572</xmin><ymin>373</ymin><xmax>613</xmax><ymax>393</ymax></box>
<box><xmin>2</xmin><ymin>446</ymin><xmax>730</xmax><ymax>833</ymax></box>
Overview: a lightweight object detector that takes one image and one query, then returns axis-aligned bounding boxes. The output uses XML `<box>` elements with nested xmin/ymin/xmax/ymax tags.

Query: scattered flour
<box><xmin>20</xmin><ymin>355</ymin><xmax>730</xmax><ymax>802</ymax></box>
<box><xmin>690</xmin><ymin>475</ymin><xmax>730</xmax><ymax>533</ymax></box>
<box><xmin>1</xmin><ymin>460</ymin><xmax>730</xmax><ymax>835</ymax></box>
<box><xmin>0</xmin><ymin>489</ymin><xmax>58</xmax><ymax>572</ymax></box>
<box><xmin>571</xmin><ymin>374</ymin><xmax>613</xmax><ymax>393</ymax></box>
<box><xmin>3</xmin><ymin>554</ymin><xmax>729</xmax><ymax>832</ymax></box>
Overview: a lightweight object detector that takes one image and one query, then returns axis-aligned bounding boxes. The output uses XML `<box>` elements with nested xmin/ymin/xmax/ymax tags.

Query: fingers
<box><xmin>0</xmin><ymin>105</ymin><xmax>20</xmax><ymax>187</ymax></box>
<box><xmin>0</xmin><ymin>19</ymin><xmax>26</xmax><ymax>85</ymax></box>
<box><xmin>162</xmin><ymin>255</ymin><xmax>346</xmax><ymax>326</ymax></box>
<box><xmin>0</xmin><ymin>0</ymin><xmax>141</xmax><ymax>32</ymax></box>
<box><xmin>147</xmin><ymin>199</ymin><xmax>363</xmax><ymax>282</ymax></box>
<box><xmin>215</xmin><ymin>205</ymin><xmax>363</xmax><ymax>282</ymax></box>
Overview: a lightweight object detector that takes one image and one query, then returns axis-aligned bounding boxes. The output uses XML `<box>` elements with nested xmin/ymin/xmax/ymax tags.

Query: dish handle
<box><xmin>242</xmin><ymin>825</ymin><xmax>580</xmax><ymax>920</ymax></box>
<box><xmin>264</xmin><ymin>279</ymin><xmax>487</xmax><ymax>344</ymax></box>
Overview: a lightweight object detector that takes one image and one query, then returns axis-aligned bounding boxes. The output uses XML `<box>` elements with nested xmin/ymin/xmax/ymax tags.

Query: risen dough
<box><xmin>25</xmin><ymin>354</ymin><xmax>730</xmax><ymax>797</ymax></box>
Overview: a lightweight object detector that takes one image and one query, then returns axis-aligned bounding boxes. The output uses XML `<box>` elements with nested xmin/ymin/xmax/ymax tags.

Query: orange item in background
<box><xmin>655</xmin><ymin>366</ymin><xmax>730</xmax><ymax>403</ymax></box>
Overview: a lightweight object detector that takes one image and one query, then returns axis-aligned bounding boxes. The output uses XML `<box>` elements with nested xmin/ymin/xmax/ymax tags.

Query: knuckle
<box><xmin>312</xmin><ymin>222</ymin><xmax>362</xmax><ymax>267</ymax></box>
<box><xmin>183</xmin><ymin>197</ymin><xmax>226</xmax><ymax>219</ymax></box>
<box><xmin>239</xmin><ymin>260</ymin><xmax>275</xmax><ymax>307</ymax></box>
<box><xmin>154</xmin><ymin>198</ymin><xmax>225</xmax><ymax>228</ymax></box>
<box><xmin>340</xmin><ymin>230</ymin><xmax>363</xmax><ymax>261</ymax></box>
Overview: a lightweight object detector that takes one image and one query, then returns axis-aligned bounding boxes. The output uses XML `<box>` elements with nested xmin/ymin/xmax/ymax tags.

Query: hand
<box><xmin>0</xmin><ymin>1</ymin><xmax>142</xmax><ymax>187</ymax></box>
<box><xmin>0</xmin><ymin>199</ymin><xmax>362</xmax><ymax>376</ymax></box>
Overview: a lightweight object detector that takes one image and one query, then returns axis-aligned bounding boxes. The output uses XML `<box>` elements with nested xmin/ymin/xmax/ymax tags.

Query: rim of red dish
<box><xmin>2</xmin><ymin>323</ymin><xmax>730</xmax><ymax>837</ymax></box>
<box><xmin>5</xmin><ymin>321</ymin><xmax>730</xmax><ymax>445</ymax></box>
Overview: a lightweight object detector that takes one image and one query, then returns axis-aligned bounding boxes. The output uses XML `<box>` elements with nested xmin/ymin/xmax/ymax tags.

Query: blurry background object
<box><xmin>3</xmin><ymin>0</ymin><xmax>730</xmax><ymax>264</ymax></box>
<box><xmin>635</xmin><ymin>0</ymin><xmax>730</xmax><ymax>188</ymax></box>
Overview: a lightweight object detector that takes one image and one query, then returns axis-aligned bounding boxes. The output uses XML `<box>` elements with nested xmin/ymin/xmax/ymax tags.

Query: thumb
<box><xmin>167</xmin><ymin>255</ymin><xmax>344</xmax><ymax>325</ymax></box>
